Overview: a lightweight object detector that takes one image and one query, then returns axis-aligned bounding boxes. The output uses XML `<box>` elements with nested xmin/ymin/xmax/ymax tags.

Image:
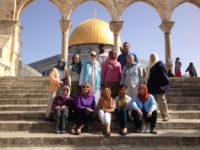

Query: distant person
<box><xmin>146</xmin><ymin>53</ymin><xmax>170</xmax><ymax>121</ymax></box>
<box><xmin>120</xmin><ymin>54</ymin><xmax>143</xmax><ymax>98</ymax></box>
<box><xmin>45</xmin><ymin>58</ymin><xmax>71</xmax><ymax>121</ymax></box>
<box><xmin>117</xmin><ymin>42</ymin><xmax>138</xmax><ymax>69</ymax></box>
<box><xmin>186</xmin><ymin>62</ymin><xmax>197</xmax><ymax>77</ymax></box>
<box><xmin>69</xmin><ymin>54</ymin><xmax>82</xmax><ymax>97</ymax></box>
<box><xmin>175</xmin><ymin>57</ymin><xmax>182</xmax><ymax>77</ymax></box>
<box><xmin>131</xmin><ymin>84</ymin><xmax>157</xmax><ymax>134</ymax></box>
<box><xmin>79</xmin><ymin>51</ymin><xmax>101</xmax><ymax>107</ymax></box>
<box><xmin>52</xmin><ymin>85</ymin><xmax>74</xmax><ymax>134</ymax></box>
<box><xmin>168</xmin><ymin>69</ymin><xmax>175</xmax><ymax>77</ymax></box>
<box><xmin>97</xmin><ymin>44</ymin><xmax>108</xmax><ymax>65</ymax></box>
<box><xmin>102</xmin><ymin>50</ymin><xmax>122</xmax><ymax>97</ymax></box>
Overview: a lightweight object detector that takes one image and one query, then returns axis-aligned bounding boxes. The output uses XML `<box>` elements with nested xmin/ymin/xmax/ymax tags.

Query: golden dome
<box><xmin>69</xmin><ymin>19</ymin><xmax>114</xmax><ymax>47</ymax></box>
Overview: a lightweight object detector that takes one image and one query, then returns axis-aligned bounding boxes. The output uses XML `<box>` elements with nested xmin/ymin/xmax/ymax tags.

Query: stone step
<box><xmin>0</xmin><ymin>104</ymin><xmax>198</xmax><ymax>111</ymax></box>
<box><xmin>0</xmin><ymin>97</ymin><xmax>199</xmax><ymax>105</ymax></box>
<box><xmin>167</xmin><ymin>89</ymin><xmax>200</xmax><ymax>94</ymax></box>
<box><xmin>166</xmin><ymin>93</ymin><xmax>200</xmax><ymax>97</ymax></box>
<box><xmin>167</xmin><ymin>97</ymin><xmax>200</xmax><ymax>104</ymax></box>
<box><xmin>0</xmin><ymin>77</ymin><xmax>49</xmax><ymax>81</ymax></box>
<box><xmin>0</xmin><ymin>94</ymin><xmax>49</xmax><ymax>99</ymax></box>
<box><xmin>0</xmin><ymin>98</ymin><xmax>48</xmax><ymax>105</ymax></box>
<box><xmin>0</xmin><ymin>86</ymin><xmax>49</xmax><ymax>90</ymax></box>
<box><xmin>0</xmin><ymin>111</ymin><xmax>200</xmax><ymax>120</ymax></box>
<box><xmin>0</xmin><ymin>130</ymin><xmax>199</xmax><ymax>146</ymax></box>
<box><xmin>167</xmin><ymin>104</ymin><xmax>200</xmax><ymax>110</ymax></box>
<box><xmin>0</xmin><ymin>89</ymin><xmax>48</xmax><ymax>95</ymax></box>
<box><xmin>0</xmin><ymin>105</ymin><xmax>47</xmax><ymax>111</ymax></box>
<box><xmin>2</xmin><ymin>145</ymin><xmax>199</xmax><ymax>150</ymax></box>
<box><xmin>0</xmin><ymin>111</ymin><xmax>45</xmax><ymax>120</ymax></box>
<box><xmin>0</xmin><ymin>119</ymin><xmax>199</xmax><ymax>132</ymax></box>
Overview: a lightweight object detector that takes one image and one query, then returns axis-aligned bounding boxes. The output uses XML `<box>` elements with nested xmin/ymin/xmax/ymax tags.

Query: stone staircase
<box><xmin>0</xmin><ymin>77</ymin><xmax>200</xmax><ymax>148</ymax></box>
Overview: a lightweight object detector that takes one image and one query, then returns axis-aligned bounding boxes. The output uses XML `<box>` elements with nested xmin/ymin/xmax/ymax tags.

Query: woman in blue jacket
<box><xmin>131</xmin><ymin>84</ymin><xmax>157</xmax><ymax>134</ymax></box>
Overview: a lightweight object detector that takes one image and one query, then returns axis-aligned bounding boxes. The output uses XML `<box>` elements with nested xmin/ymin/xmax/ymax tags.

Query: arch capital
<box><xmin>159</xmin><ymin>21</ymin><xmax>174</xmax><ymax>34</ymax></box>
<box><xmin>110</xmin><ymin>21</ymin><xmax>124</xmax><ymax>35</ymax></box>
<box><xmin>59</xmin><ymin>19</ymin><xmax>72</xmax><ymax>32</ymax></box>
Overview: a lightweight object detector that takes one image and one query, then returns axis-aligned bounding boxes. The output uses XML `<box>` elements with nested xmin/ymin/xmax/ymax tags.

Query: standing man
<box><xmin>117</xmin><ymin>42</ymin><xmax>138</xmax><ymax>69</ymax></box>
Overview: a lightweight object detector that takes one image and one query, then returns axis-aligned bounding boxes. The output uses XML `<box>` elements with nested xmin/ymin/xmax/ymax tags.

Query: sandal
<box><xmin>71</xmin><ymin>128</ymin><xmax>76</xmax><ymax>134</ymax></box>
<box><xmin>76</xmin><ymin>128</ymin><xmax>81</xmax><ymax>135</ymax></box>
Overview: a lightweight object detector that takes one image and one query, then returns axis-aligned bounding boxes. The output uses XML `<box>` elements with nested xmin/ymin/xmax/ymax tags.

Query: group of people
<box><xmin>169</xmin><ymin>57</ymin><xmax>198</xmax><ymax>77</ymax></box>
<box><xmin>45</xmin><ymin>42</ymin><xmax>171</xmax><ymax>136</ymax></box>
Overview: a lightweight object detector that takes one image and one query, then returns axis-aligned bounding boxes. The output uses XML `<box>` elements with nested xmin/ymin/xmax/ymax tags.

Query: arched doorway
<box><xmin>20</xmin><ymin>0</ymin><xmax>61</xmax><ymax>76</ymax></box>
<box><xmin>172</xmin><ymin>3</ymin><xmax>200</xmax><ymax>76</ymax></box>
<box><xmin>121</xmin><ymin>2</ymin><xmax>163</xmax><ymax>67</ymax></box>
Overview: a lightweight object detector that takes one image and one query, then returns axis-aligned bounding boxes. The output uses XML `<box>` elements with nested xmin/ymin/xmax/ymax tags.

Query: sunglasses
<box><xmin>63</xmin><ymin>88</ymin><xmax>69</xmax><ymax>91</ymax></box>
<box><xmin>83</xmin><ymin>86</ymin><xmax>89</xmax><ymax>88</ymax></box>
<box><xmin>91</xmin><ymin>55</ymin><xmax>96</xmax><ymax>57</ymax></box>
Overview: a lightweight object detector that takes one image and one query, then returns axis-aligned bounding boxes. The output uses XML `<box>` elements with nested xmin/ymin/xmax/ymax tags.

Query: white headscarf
<box><xmin>61</xmin><ymin>85</ymin><xmax>71</xmax><ymax>97</ymax></box>
<box><xmin>146</xmin><ymin>53</ymin><xmax>159</xmax><ymax>82</ymax></box>
<box><xmin>90</xmin><ymin>51</ymin><xmax>99</xmax><ymax>64</ymax></box>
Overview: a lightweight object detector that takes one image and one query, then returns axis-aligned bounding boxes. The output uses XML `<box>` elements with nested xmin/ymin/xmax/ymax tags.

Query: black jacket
<box><xmin>147</xmin><ymin>61</ymin><xmax>169</xmax><ymax>94</ymax></box>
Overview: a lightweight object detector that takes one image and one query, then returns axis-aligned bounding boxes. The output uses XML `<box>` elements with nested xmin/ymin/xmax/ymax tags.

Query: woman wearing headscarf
<box><xmin>146</xmin><ymin>53</ymin><xmax>170</xmax><ymax>121</ymax></box>
<box><xmin>98</xmin><ymin>85</ymin><xmax>116</xmax><ymax>136</ymax></box>
<box><xmin>186</xmin><ymin>62</ymin><xmax>198</xmax><ymax>77</ymax></box>
<box><xmin>51</xmin><ymin>85</ymin><xmax>74</xmax><ymax>134</ymax></box>
<box><xmin>79</xmin><ymin>51</ymin><xmax>101</xmax><ymax>107</ymax></box>
<box><xmin>45</xmin><ymin>58</ymin><xmax>71</xmax><ymax>120</ymax></box>
<box><xmin>120</xmin><ymin>54</ymin><xmax>143</xmax><ymax>99</ymax></box>
<box><xmin>101</xmin><ymin>50</ymin><xmax>122</xmax><ymax>98</ymax></box>
<box><xmin>131</xmin><ymin>84</ymin><xmax>157</xmax><ymax>134</ymax></box>
<box><xmin>69</xmin><ymin>54</ymin><xmax>82</xmax><ymax>97</ymax></box>
<box><xmin>175</xmin><ymin>57</ymin><xmax>182</xmax><ymax>77</ymax></box>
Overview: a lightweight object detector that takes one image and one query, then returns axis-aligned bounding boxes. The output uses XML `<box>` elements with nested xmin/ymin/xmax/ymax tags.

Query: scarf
<box><xmin>71</xmin><ymin>62</ymin><xmax>82</xmax><ymax>74</ymax></box>
<box><xmin>146</xmin><ymin>53</ymin><xmax>159</xmax><ymax>82</ymax></box>
<box><xmin>55</xmin><ymin>59</ymin><xmax>66</xmax><ymax>71</ymax></box>
<box><xmin>106</xmin><ymin>59</ymin><xmax>118</xmax><ymax>71</ymax></box>
<box><xmin>138</xmin><ymin>84</ymin><xmax>150</xmax><ymax>103</ymax></box>
<box><xmin>118</xmin><ymin>95</ymin><xmax>127</xmax><ymax>109</ymax></box>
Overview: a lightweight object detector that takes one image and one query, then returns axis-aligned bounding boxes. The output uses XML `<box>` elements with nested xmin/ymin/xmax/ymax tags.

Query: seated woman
<box><xmin>131</xmin><ymin>84</ymin><xmax>157</xmax><ymax>134</ymax></box>
<box><xmin>71</xmin><ymin>82</ymin><xmax>97</xmax><ymax>135</ymax></box>
<box><xmin>115</xmin><ymin>84</ymin><xmax>132</xmax><ymax>135</ymax></box>
<box><xmin>98</xmin><ymin>85</ymin><xmax>116</xmax><ymax>136</ymax></box>
<box><xmin>51</xmin><ymin>85</ymin><xmax>73</xmax><ymax>134</ymax></box>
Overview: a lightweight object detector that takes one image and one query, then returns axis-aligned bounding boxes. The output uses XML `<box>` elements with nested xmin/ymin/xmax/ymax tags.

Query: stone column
<box><xmin>159</xmin><ymin>21</ymin><xmax>174</xmax><ymax>71</ymax></box>
<box><xmin>110</xmin><ymin>21</ymin><xmax>123</xmax><ymax>56</ymax></box>
<box><xmin>60</xmin><ymin>19</ymin><xmax>72</xmax><ymax>64</ymax></box>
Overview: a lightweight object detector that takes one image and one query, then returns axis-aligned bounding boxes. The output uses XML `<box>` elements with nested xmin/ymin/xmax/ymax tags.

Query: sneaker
<box><xmin>162</xmin><ymin>116</ymin><xmax>170</xmax><ymax>121</ymax></box>
<box><xmin>150</xmin><ymin>129</ymin><xmax>157</xmax><ymax>134</ymax></box>
<box><xmin>60</xmin><ymin>130</ymin><xmax>66</xmax><ymax>134</ymax></box>
<box><xmin>136</xmin><ymin>128</ymin><xmax>142</xmax><ymax>133</ymax></box>
<box><xmin>55</xmin><ymin>129</ymin><xmax>60</xmax><ymax>134</ymax></box>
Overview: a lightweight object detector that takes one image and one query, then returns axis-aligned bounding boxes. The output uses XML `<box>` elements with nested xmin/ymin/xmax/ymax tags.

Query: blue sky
<box><xmin>20</xmin><ymin>0</ymin><xmax>200</xmax><ymax>76</ymax></box>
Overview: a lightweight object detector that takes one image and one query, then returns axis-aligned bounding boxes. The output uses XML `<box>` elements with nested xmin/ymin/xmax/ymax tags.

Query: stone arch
<box><xmin>68</xmin><ymin>0</ymin><xmax>114</xmax><ymax>20</ymax></box>
<box><xmin>171</xmin><ymin>1</ymin><xmax>200</xmax><ymax>75</ymax></box>
<box><xmin>120</xmin><ymin>0</ymin><xmax>163</xmax><ymax>21</ymax></box>
<box><xmin>15</xmin><ymin>0</ymin><xmax>61</xmax><ymax>21</ymax></box>
<box><xmin>171</xmin><ymin>0</ymin><xmax>200</xmax><ymax>18</ymax></box>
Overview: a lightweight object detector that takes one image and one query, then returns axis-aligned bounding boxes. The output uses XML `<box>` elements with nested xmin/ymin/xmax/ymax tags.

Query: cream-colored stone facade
<box><xmin>0</xmin><ymin>0</ymin><xmax>200</xmax><ymax>76</ymax></box>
